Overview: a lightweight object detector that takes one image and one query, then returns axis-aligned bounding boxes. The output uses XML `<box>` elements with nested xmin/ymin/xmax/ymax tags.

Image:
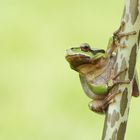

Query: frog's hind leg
<box><xmin>102</xmin><ymin>91</ymin><xmax>122</xmax><ymax>109</ymax></box>
<box><xmin>104</xmin><ymin>92</ymin><xmax>121</xmax><ymax>105</ymax></box>
<box><xmin>88</xmin><ymin>92</ymin><xmax>121</xmax><ymax>114</ymax></box>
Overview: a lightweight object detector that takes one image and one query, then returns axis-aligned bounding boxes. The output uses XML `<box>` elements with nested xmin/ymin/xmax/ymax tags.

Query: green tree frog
<box><xmin>65</xmin><ymin>22</ymin><xmax>139</xmax><ymax>114</ymax></box>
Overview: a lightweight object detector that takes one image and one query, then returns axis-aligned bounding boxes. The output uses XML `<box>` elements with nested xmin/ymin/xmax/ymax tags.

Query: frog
<box><xmin>65</xmin><ymin>21</ymin><xmax>139</xmax><ymax>114</ymax></box>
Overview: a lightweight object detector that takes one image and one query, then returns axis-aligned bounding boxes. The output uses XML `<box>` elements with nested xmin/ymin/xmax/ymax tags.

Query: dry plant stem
<box><xmin>102</xmin><ymin>0</ymin><xmax>140</xmax><ymax>140</ymax></box>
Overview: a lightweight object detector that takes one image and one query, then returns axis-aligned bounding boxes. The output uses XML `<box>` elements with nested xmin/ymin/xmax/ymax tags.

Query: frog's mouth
<box><xmin>65</xmin><ymin>54</ymin><xmax>100</xmax><ymax>71</ymax></box>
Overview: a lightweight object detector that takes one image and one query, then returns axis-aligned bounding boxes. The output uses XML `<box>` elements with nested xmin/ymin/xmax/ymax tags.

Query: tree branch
<box><xmin>102</xmin><ymin>0</ymin><xmax>140</xmax><ymax>139</ymax></box>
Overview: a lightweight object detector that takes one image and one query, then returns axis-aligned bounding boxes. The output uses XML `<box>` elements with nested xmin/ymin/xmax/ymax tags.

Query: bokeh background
<box><xmin>0</xmin><ymin>0</ymin><xmax>140</xmax><ymax>140</ymax></box>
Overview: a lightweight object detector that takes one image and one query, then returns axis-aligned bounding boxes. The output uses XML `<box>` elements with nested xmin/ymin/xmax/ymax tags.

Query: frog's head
<box><xmin>65</xmin><ymin>43</ymin><xmax>107</xmax><ymax>74</ymax></box>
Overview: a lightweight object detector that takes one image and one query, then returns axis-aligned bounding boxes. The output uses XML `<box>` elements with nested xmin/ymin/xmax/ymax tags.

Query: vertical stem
<box><xmin>102</xmin><ymin>0</ymin><xmax>140</xmax><ymax>140</ymax></box>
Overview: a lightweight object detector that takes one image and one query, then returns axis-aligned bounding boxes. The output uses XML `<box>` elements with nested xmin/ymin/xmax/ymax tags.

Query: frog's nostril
<box><xmin>66</xmin><ymin>49</ymin><xmax>70</xmax><ymax>54</ymax></box>
<box><xmin>66</xmin><ymin>49</ymin><xmax>74</xmax><ymax>55</ymax></box>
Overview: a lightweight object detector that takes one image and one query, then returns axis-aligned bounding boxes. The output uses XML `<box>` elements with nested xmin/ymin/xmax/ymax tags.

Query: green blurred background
<box><xmin>0</xmin><ymin>0</ymin><xmax>140</xmax><ymax>140</ymax></box>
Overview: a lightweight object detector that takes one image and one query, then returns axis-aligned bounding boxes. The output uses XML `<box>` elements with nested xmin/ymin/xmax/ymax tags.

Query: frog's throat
<box><xmin>78</xmin><ymin>59</ymin><xmax>111</xmax><ymax>80</ymax></box>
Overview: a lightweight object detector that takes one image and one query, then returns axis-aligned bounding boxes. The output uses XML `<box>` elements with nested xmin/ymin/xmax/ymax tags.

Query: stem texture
<box><xmin>102</xmin><ymin>0</ymin><xmax>140</xmax><ymax>139</ymax></box>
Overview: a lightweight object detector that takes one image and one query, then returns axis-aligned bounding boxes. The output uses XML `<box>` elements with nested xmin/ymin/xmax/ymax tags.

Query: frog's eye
<box><xmin>80</xmin><ymin>43</ymin><xmax>91</xmax><ymax>52</ymax></box>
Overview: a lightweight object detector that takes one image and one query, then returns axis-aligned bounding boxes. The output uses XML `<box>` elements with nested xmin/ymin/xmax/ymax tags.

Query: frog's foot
<box><xmin>113</xmin><ymin>21</ymin><xmax>125</xmax><ymax>35</ymax></box>
<box><xmin>108</xmin><ymin>22</ymin><xmax>136</xmax><ymax>56</ymax></box>
<box><xmin>104</xmin><ymin>92</ymin><xmax>121</xmax><ymax>104</ymax></box>
<box><xmin>117</xmin><ymin>31</ymin><xmax>136</xmax><ymax>38</ymax></box>
<box><xmin>113</xmin><ymin>21</ymin><xmax>136</xmax><ymax>47</ymax></box>
<box><xmin>108</xmin><ymin>80</ymin><xmax>130</xmax><ymax>92</ymax></box>
<box><xmin>113</xmin><ymin>21</ymin><xmax>136</xmax><ymax>38</ymax></box>
<box><xmin>113</xmin><ymin>30</ymin><xmax>136</xmax><ymax>46</ymax></box>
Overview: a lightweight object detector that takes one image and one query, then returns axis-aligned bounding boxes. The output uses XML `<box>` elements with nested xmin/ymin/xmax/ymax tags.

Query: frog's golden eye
<box><xmin>80</xmin><ymin>43</ymin><xmax>91</xmax><ymax>52</ymax></box>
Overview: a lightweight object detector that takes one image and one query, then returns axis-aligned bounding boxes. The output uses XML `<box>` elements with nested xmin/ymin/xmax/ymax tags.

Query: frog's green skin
<box><xmin>65</xmin><ymin>22</ymin><xmax>139</xmax><ymax>114</ymax></box>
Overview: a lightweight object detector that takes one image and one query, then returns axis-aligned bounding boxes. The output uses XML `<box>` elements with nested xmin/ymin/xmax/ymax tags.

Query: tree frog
<box><xmin>65</xmin><ymin>21</ymin><xmax>139</xmax><ymax>114</ymax></box>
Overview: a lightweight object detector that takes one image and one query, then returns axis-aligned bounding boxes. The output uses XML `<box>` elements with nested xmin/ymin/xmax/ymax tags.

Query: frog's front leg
<box><xmin>114</xmin><ymin>31</ymin><xmax>136</xmax><ymax>49</ymax></box>
<box><xmin>112</xmin><ymin>68</ymin><xmax>128</xmax><ymax>80</ymax></box>
<box><xmin>108</xmin><ymin>68</ymin><xmax>130</xmax><ymax>91</ymax></box>
<box><xmin>113</xmin><ymin>21</ymin><xmax>125</xmax><ymax>35</ymax></box>
<box><xmin>117</xmin><ymin>31</ymin><xmax>136</xmax><ymax>39</ymax></box>
<box><xmin>112</xmin><ymin>30</ymin><xmax>136</xmax><ymax>51</ymax></box>
<box><xmin>108</xmin><ymin>21</ymin><xmax>136</xmax><ymax>55</ymax></box>
<box><xmin>113</xmin><ymin>21</ymin><xmax>136</xmax><ymax>38</ymax></box>
<box><xmin>108</xmin><ymin>80</ymin><xmax>130</xmax><ymax>92</ymax></box>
